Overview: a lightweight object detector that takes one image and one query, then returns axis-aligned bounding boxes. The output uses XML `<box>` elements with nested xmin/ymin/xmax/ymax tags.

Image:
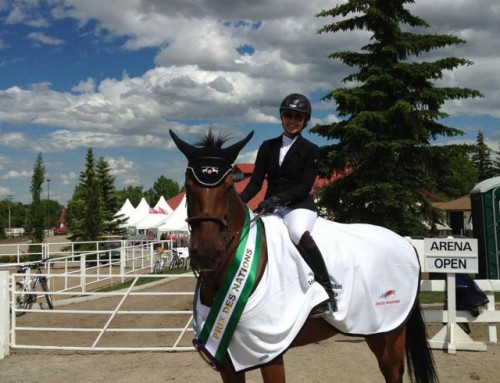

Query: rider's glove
<box><xmin>257</xmin><ymin>195</ymin><xmax>281</xmax><ymax>214</ymax></box>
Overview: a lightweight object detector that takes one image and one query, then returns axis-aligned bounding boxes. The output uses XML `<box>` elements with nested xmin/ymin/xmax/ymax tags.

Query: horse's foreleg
<box><xmin>219</xmin><ymin>368</ymin><xmax>246</xmax><ymax>383</ymax></box>
<box><xmin>365</xmin><ymin>326</ymin><xmax>406</xmax><ymax>383</ymax></box>
<box><xmin>260</xmin><ymin>355</ymin><xmax>285</xmax><ymax>383</ymax></box>
<box><xmin>218</xmin><ymin>356</ymin><xmax>285</xmax><ymax>383</ymax></box>
<box><xmin>219</xmin><ymin>358</ymin><xmax>246</xmax><ymax>383</ymax></box>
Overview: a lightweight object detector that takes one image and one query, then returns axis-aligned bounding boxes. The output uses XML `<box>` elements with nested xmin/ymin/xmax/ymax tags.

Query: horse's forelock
<box><xmin>196</xmin><ymin>129</ymin><xmax>230</xmax><ymax>149</ymax></box>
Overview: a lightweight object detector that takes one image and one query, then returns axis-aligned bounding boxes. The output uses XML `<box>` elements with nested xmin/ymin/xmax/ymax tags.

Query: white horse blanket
<box><xmin>193</xmin><ymin>215</ymin><xmax>420</xmax><ymax>372</ymax></box>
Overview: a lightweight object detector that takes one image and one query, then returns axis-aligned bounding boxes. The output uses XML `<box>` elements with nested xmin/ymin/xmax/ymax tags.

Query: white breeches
<box><xmin>275</xmin><ymin>207</ymin><xmax>317</xmax><ymax>245</ymax></box>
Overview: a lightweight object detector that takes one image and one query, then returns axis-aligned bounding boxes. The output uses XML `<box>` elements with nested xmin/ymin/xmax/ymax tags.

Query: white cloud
<box><xmin>28</xmin><ymin>32</ymin><xmax>65</xmax><ymax>45</ymax></box>
<box><xmin>237</xmin><ymin>149</ymin><xmax>258</xmax><ymax>164</ymax></box>
<box><xmin>71</xmin><ymin>78</ymin><xmax>97</xmax><ymax>94</ymax></box>
<box><xmin>5</xmin><ymin>5</ymin><xmax>25</xmax><ymax>24</ymax></box>
<box><xmin>2</xmin><ymin>170</ymin><xmax>31</xmax><ymax>179</ymax></box>
<box><xmin>0</xmin><ymin>186</ymin><xmax>13</xmax><ymax>197</ymax></box>
<box><xmin>0</xmin><ymin>132</ymin><xmax>29</xmax><ymax>148</ymax></box>
<box><xmin>60</xmin><ymin>171</ymin><xmax>78</xmax><ymax>186</ymax></box>
<box><xmin>1</xmin><ymin>0</ymin><xmax>500</xmax><ymax>203</ymax></box>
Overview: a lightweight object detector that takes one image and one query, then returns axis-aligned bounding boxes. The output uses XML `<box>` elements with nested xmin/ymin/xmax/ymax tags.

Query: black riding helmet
<box><xmin>279</xmin><ymin>93</ymin><xmax>312</xmax><ymax>122</ymax></box>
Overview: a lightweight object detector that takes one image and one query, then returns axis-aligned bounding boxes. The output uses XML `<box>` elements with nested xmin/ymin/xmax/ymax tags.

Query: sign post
<box><xmin>424</xmin><ymin>237</ymin><xmax>486</xmax><ymax>354</ymax></box>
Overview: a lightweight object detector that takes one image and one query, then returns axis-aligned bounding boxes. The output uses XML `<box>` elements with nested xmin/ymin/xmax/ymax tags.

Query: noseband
<box><xmin>186</xmin><ymin>215</ymin><xmax>228</xmax><ymax>230</ymax></box>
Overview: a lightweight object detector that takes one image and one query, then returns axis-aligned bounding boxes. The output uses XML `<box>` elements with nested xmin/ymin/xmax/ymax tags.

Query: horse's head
<box><xmin>170</xmin><ymin>129</ymin><xmax>254</xmax><ymax>276</ymax></box>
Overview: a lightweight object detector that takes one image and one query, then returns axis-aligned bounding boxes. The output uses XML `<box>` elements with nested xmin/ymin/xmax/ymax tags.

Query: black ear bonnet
<box><xmin>169</xmin><ymin>129</ymin><xmax>254</xmax><ymax>186</ymax></box>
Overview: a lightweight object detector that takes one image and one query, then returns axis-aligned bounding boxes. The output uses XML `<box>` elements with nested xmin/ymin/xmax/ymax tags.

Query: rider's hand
<box><xmin>257</xmin><ymin>195</ymin><xmax>281</xmax><ymax>214</ymax></box>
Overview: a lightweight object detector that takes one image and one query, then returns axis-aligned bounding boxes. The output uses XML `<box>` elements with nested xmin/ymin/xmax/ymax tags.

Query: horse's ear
<box><xmin>169</xmin><ymin>129</ymin><xmax>196</xmax><ymax>159</ymax></box>
<box><xmin>224</xmin><ymin>131</ymin><xmax>254</xmax><ymax>163</ymax></box>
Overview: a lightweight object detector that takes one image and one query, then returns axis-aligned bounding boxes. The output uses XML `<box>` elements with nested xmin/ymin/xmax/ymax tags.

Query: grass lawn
<box><xmin>97</xmin><ymin>268</ymin><xmax>191</xmax><ymax>292</ymax></box>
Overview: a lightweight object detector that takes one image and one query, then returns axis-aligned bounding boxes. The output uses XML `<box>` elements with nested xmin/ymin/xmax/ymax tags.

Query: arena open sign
<box><xmin>424</xmin><ymin>238</ymin><xmax>478</xmax><ymax>273</ymax></box>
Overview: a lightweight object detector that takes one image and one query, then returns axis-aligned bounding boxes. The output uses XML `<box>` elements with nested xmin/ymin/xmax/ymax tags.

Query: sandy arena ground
<box><xmin>1</xmin><ymin>275</ymin><xmax>499</xmax><ymax>383</ymax></box>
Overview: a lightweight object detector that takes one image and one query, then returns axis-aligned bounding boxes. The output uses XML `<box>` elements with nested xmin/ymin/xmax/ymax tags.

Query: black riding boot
<box><xmin>298</xmin><ymin>231</ymin><xmax>337</xmax><ymax>317</ymax></box>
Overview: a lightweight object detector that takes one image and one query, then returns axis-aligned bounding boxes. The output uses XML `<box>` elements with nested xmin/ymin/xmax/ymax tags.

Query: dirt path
<box><xmin>0</xmin><ymin>334</ymin><xmax>498</xmax><ymax>383</ymax></box>
<box><xmin>1</xmin><ymin>276</ymin><xmax>498</xmax><ymax>383</ymax></box>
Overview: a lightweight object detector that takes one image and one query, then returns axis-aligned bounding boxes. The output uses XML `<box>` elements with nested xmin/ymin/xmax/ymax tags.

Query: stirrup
<box><xmin>310</xmin><ymin>301</ymin><xmax>334</xmax><ymax>318</ymax></box>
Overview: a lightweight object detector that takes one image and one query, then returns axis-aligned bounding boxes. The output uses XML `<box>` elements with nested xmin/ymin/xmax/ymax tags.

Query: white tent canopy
<box><xmin>157</xmin><ymin>195</ymin><xmax>188</xmax><ymax>232</ymax></box>
<box><xmin>132</xmin><ymin>210</ymin><xmax>171</xmax><ymax>230</ymax></box>
<box><xmin>125</xmin><ymin>198</ymin><xmax>151</xmax><ymax>227</ymax></box>
<box><xmin>154</xmin><ymin>195</ymin><xmax>173</xmax><ymax>214</ymax></box>
<box><xmin>114</xmin><ymin>198</ymin><xmax>135</xmax><ymax>219</ymax></box>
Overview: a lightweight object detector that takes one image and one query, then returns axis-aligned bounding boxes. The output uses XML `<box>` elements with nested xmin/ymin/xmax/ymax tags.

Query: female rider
<box><xmin>240</xmin><ymin>93</ymin><xmax>336</xmax><ymax>316</ymax></box>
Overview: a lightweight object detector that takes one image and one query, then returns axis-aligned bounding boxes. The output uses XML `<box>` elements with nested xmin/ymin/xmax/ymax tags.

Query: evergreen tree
<box><xmin>66</xmin><ymin>184</ymin><xmax>86</xmax><ymax>237</ymax></box>
<box><xmin>68</xmin><ymin>148</ymin><xmax>103</xmax><ymax>241</ymax></box>
<box><xmin>490</xmin><ymin>138</ymin><xmax>500</xmax><ymax>177</ymax></box>
<box><xmin>28</xmin><ymin>153</ymin><xmax>46</xmax><ymax>244</ymax></box>
<box><xmin>312</xmin><ymin>0</ymin><xmax>482</xmax><ymax>235</ymax></box>
<box><xmin>95</xmin><ymin>156</ymin><xmax>125</xmax><ymax>233</ymax></box>
<box><xmin>471</xmin><ymin>131</ymin><xmax>495</xmax><ymax>181</ymax></box>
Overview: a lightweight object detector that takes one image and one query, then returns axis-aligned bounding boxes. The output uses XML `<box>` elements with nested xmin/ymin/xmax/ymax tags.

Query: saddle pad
<box><xmin>312</xmin><ymin>217</ymin><xmax>420</xmax><ymax>334</ymax></box>
<box><xmin>193</xmin><ymin>214</ymin><xmax>420</xmax><ymax>372</ymax></box>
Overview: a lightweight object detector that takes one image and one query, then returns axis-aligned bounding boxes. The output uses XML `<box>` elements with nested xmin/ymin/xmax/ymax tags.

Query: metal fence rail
<box><xmin>7</xmin><ymin>272</ymin><xmax>196</xmax><ymax>354</ymax></box>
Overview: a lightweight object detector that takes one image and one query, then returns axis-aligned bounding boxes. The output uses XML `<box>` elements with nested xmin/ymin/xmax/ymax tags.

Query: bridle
<box><xmin>167</xmin><ymin>128</ymin><xmax>256</xmax><ymax>281</ymax></box>
<box><xmin>185</xmin><ymin>178</ymin><xmax>238</xmax><ymax>279</ymax></box>
<box><xmin>185</xmin><ymin>177</ymin><xmax>263</xmax><ymax>280</ymax></box>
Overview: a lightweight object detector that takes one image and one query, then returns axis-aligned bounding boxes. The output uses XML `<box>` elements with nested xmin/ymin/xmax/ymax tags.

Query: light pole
<box><xmin>47</xmin><ymin>178</ymin><xmax>51</xmax><ymax>230</ymax></box>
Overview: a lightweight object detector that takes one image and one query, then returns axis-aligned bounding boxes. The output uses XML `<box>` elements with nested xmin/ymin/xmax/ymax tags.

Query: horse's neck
<box><xmin>199</xmin><ymin>204</ymin><xmax>268</xmax><ymax>307</ymax></box>
<box><xmin>199</xmin><ymin>194</ymin><xmax>248</xmax><ymax>306</ymax></box>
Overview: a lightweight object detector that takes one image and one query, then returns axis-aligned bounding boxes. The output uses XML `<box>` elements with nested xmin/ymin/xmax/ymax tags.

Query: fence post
<box><xmin>42</xmin><ymin>241</ymin><xmax>49</xmax><ymax>260</ymax></box>
<box><xmin>80</xmin><ymin>255</ymin><xmax>86</xmax><ymax>294</ymax></box>
<box><xmin>0</xmin><ymin>271</ymin><xmax>10</xmax><ymax>359</ymax></box>
<box><xmin>120</xmin><ymin>240</ymin><xmax>126</xmax><ymax>283</ymax></box>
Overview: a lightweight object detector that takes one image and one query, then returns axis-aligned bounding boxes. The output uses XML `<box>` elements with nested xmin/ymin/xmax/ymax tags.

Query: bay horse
<box><xmin>170</xmin><ymin>129</ymin><xmax>438</xmax><ymax>383</ymax></box>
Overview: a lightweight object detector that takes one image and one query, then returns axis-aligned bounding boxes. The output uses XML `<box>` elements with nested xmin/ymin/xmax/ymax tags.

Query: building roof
<box><xmin>170</xmin><ymin>163</ymin><xmax>470</xmax><ymax>215</ymax></box>
<box><xmin>167</xmin><ymin>192</ymin><xmax>186</xmax><ymax>210</ymax></box>
<box><xmin>233</xmin><ymin>164</ymin><xmax>255</xmax><ymax>175</ymax></box>
<box><xmin>432</xmin><ymin>195</ymin><xmax>471</xmax><ymax>211</ymax></box>
<box><xmin>168</xmin><ymin>163</ymin><xmax>345</xmax><ymax>212</ymax></box>
<box><xmin>234</xmin><ymin>176</ymin><xmax>268</xmax><ymax>211</ymax></box>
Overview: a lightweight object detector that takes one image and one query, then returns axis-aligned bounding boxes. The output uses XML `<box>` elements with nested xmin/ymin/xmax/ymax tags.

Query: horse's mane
<box><xmin>195</xmin><ymin>128</ymin><xmax>231</xmax><ymax>149</ymax></box>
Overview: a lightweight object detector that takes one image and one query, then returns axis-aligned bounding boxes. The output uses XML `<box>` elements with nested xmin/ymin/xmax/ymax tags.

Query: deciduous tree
<box><xmin>28</xmin><ymin>153</ymin><xmax>46</xmax><ymax>244</ymax></box>
<box><xmin>144</xmin><ymin>176</ymin><xmax>180</xmax><ymax>206</ymax></box>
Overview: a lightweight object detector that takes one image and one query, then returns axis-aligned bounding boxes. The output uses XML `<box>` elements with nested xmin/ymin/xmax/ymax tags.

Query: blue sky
<box><xmin>1</xmin><ymin>0</ymin><xmax>499</xmax><ymax>205</ymax></box>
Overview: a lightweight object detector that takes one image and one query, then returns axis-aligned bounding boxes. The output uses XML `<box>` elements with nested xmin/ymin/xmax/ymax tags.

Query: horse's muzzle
<box><xmin>188</xmin><ymin>220</ymin><xmax>227</xmax><ymax>272</ymax></box>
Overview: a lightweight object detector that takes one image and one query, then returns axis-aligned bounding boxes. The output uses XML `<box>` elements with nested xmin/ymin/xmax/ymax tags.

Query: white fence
<box><xmin>0</xmin><ymin>239</ymin><xmax>178</xmax><ymax>294</ymax></box>
<box><xmin>1</xmin><ymin>269</ymin><xmax>499</xmax><ymax>360</ymax></box>
<box><xmin>421</xmin><ymin>278</ymin><xmax>500</xmax><ymax>353</ymax></box>
<box><xmin>1</xmin><ymin>271</ymin><xmax>195</xmax><ymax>359</ymax></box>
<box><xmin>0</xmin><ymin>238</ymin><xmax>173</xmax><ymax>265</ymax></box>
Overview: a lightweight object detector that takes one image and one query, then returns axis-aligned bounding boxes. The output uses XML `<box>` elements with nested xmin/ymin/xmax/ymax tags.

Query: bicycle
<box><xmin>152</xmin><ymin>248</ymin><xmax>170</xmax><ymax>274</ymax></box>
<box><xmin>14</xmin><ymin>261</ymin><xmax>54</xmax><ymax>317</ymax></box>
<box><xmin>169</xmin><ymin>248</ymin><xmax>188</xmax><ymax>270</ymax></box>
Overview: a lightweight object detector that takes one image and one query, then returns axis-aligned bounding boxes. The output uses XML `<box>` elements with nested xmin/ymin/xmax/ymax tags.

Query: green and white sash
<box><xmin>193</xmin><ymin>209</ymin><xmax>262</xmax><ymax>370</ymax></box>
